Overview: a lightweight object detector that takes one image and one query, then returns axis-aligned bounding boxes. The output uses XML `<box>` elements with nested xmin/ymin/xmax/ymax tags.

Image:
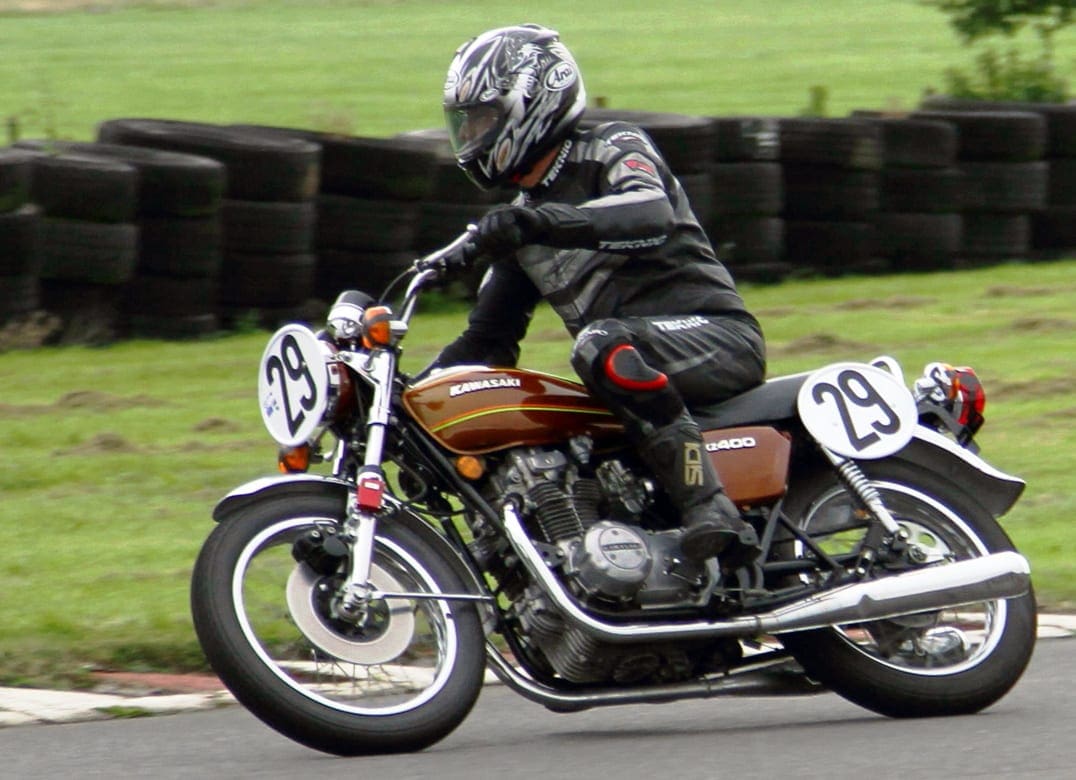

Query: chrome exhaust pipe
<box><xmin>502</xmin><ymin>506</ymin><xmax>1031</xmax><ymax>644</ymax></box>
<box><xmin>484</xmin><ymin>641</ymin><xmax>820</xmax><ymax>712</ymax></box>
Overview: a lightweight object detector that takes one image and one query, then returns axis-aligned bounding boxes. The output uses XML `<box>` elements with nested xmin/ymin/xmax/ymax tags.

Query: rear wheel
<box><xmin>190</xmin><ymin>493</ymin><xmax>486</xmax><ymax>755</ymax></box>
<box><xmin>779</xmin><ymin>461</ymin><xmax>1036</xmax><ymax>717</ymax></box>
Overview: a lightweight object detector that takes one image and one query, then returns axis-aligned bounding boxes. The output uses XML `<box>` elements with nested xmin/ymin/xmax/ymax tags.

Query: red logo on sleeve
<box><xmin>624</xmin><ymin>158</ymin><xmax>657</xmax><ymax>176</ymax></box>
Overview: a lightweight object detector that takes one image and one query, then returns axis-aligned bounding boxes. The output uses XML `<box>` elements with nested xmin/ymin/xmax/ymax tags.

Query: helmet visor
<box><xmin>445</xmin><ymin>103</ymin><xmax>505</xmax><ymax>161</ymax></box>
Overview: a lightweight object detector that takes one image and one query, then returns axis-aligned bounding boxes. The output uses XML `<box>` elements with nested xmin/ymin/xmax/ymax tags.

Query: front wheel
<box><xmin>778</xmin><ymin>460</ymin><xmax>1036</xmax><ymax>718</ymax></box>
<box><xmin>190</xmin><ymin>492</ymin><xmax>486</xmax><ymax>755</ymax></box>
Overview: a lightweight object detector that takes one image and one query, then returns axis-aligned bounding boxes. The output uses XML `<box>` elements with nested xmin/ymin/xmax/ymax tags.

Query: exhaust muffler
<box><xmin>502</xmin><ymin>506</ymin><xmax>1031</xmax><ymax>643</ymax></box>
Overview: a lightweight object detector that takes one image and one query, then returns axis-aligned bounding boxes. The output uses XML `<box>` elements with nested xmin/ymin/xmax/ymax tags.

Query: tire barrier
<box><xmin>96</xmin><ymin>119</ymin><xmax>320</xmax><ymax>330</ymax></box>
<box><xmin>707</xmin><ymin>118</ymin><xmax>786</xmax><ymax>282</ymax></box>
<box><xmin>912</xmin><ymin>108</ymin><xmax>1050</xmax><ymax>265</ymax></box>
<box><xmin>777</xmin><ymin>118</ymin><xmax>883</xmax><ymax>276</ymax></box>
<box><xmin>860</xmin><ymin>117</ymin><xmax>963</xmax><ymax>271</ymax></box>
<box><xmin>233</xmin><ymin>125</ymin><xmax>436</xmax><ymax>202</ymax></box>
<box><xmin>97</xmin><ymin>119</ymin><xmax>319</xmax><ymax>202</ymax></box>
<box><xmin>21</xmin><ymin>152</ymin><xmax>140</xmax><ymax>342</ymax></box>
<box><xmin>15</xmin><ymin>138</ymin><xmax>228</xmax><ymax>339</ymax></box>
<box><xmin>0</xmin><ymin>148</ymin><xmax>35</xmax><ymax>213</ymax></box>
<box><xmin>233</xmin><ymin>124</ymin><xmax>447</xmax><ymax>300</ymax></box>
<box><xmin>0</xmin><ymin>150</ymin><xmax>42</xmax><ymax>324</ymax></box>
<box><xmin>14</xmin><ymin>140</ymin><xmax>226</xmax><ymax>218</ymax></box>
<box><xmin>2</xmin><ymin>102</ymin><xmax>1074</xmax><ymax>345</ymax></box>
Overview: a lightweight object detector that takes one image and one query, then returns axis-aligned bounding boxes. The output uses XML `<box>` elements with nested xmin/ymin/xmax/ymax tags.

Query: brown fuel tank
<box><xmin>402</xmin><ymin>367</ymin><xmax>623</xmax><ymax>455</ymax></box>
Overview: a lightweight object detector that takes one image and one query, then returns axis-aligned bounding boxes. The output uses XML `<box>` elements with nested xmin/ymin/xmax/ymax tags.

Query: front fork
<box><xmin>333</xmin><ymin>348</ymin><xmax>398</xmax><ymax>619</ymax></box>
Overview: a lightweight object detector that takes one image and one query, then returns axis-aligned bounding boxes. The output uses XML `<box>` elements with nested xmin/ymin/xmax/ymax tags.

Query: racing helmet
<box><xmin>444</xmin><ymin>24</ymin><xmax>586</xmax><ymax>189</ymax></box>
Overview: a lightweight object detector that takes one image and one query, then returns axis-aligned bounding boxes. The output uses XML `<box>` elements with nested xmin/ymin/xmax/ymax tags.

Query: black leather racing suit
<box><xmin>429</xmin><ymin>120</ymin><xmax>766</xmax><ymax>416</ymax></box>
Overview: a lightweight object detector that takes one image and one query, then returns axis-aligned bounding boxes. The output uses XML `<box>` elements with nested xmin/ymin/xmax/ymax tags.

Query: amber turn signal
<box><xmin>278</xmin><ymin>444</ymin><xmax>311</xmax><ymax>473</ymax></box>
<box><xmin>455</xmin><ymin>455</ymin><xmax>485</xmax><ymax>480</ymax></box>
<box><xmin>362</xmin><ymin>305</ymin><xmax>394</xmax><ymax>349</ymax></box>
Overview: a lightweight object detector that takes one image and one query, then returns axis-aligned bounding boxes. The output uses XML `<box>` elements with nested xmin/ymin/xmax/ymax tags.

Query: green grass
<box><xmin>1</xmin><ymin>0</ymin><xmax>1073</xmax><ymax>141</ymax></box>
<box><xmin>1</xmin><ymin>260</ymin><xmax>1073</xmax><ymax>685</ymax></box>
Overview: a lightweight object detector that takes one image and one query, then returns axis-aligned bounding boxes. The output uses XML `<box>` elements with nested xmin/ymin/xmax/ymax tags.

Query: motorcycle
<box><xmin>190</xmin><ymin>229</ymin><xmax>1036</xmax><ymax>755</ymax></box>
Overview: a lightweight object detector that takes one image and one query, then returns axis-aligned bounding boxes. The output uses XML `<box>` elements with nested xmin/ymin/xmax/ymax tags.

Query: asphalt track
<box><xmin>1</xmin><ymin>635</ymin><xmax>1072</xmax><ymax>780</ymax></box>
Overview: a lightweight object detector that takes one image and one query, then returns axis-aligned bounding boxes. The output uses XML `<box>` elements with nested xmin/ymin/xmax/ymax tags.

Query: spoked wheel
<box><xmin>191</xmin><ymin>492</ymin><xmax>486</xmax><ymax>755</ymax></box>
<box><xmin>778</xmin><ymin>461</ymin><xmax>1036</xmax><ymax>717</ymax></box>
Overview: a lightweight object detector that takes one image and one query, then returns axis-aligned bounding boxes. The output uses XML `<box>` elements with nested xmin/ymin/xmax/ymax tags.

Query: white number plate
<box><xmin>797</xmin><ymin>362</ymin><xmax>918</xmax><ymax>459</ymax></box>
<box><xmin>258</xmin><ymin>325</ymin><xmax>330</xmax><ymax>447</ymax></box>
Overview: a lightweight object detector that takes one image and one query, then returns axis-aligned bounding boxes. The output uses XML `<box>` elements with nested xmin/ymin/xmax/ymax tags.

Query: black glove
<box><xmin>473</xmin><ymin>206</ymin><xmax>547</xmax><ymax>257</ymax></box>
<box><xmin>441</xmin><ymin>241</ymin><xmax>476</xmax><ymax>272</ymax></box>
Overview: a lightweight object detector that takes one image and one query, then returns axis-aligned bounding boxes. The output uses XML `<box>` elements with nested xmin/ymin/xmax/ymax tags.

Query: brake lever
<box><xmin>399</xmin><ymin>226</ymin><xmax>480</xmax><ymax>323</ymax></box>
<box><xmin>414</xmin><ymin>224</ymin><xmax>479</xmax><ymax>274</ymax></box>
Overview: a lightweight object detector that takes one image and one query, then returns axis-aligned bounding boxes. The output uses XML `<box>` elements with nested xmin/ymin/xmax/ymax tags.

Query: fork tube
<box><xmin>360</xmin><ymin>350</ymin><xmax>396</xmax><ymax>468</ymax></box>
<box><xmin>341</xmin><ymin>348</ymin><xmax>398</xmax><ymax>603</ymax></box>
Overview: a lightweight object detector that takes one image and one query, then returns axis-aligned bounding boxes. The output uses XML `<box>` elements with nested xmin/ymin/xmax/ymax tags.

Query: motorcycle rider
<box><xmin>429</xmin><ymin>24</ymin><xmax>766</xmax><ymax>569</ymax></box>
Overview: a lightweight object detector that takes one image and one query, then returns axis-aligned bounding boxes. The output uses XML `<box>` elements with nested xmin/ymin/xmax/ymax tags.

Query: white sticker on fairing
<box><xmin>258</xmin><ymin>325</ymin><xmax>330</xmax><ymax>447</ymax></box>
<box><xmin>797</xmin><ymin>362</ymin><xmax>918</xmax><ymax>459</ymax></box>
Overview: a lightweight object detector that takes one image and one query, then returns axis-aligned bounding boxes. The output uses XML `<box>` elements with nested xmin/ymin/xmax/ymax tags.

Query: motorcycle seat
<box><xmin>692</xmin><ymin>372</ymin><xmax>809</xmax><ymax>430</ymax></box>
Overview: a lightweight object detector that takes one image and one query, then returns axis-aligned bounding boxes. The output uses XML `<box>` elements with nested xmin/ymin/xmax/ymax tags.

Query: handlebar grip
<box><xmin>415</xmin><ymin>225</ymin><xmax>480</xmax><ymax>273</ymax></box>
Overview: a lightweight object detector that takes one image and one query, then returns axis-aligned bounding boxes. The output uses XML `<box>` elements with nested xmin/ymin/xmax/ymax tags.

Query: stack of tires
<box><xmin>920</xmin><ymin>98</ymin><xmax>1076</xmax><ymax>256</ymax></box>
<box><xmin>16</xmin><ymin>139</ymin><xmax>227</xmax><ymax>339</ymax></box>
<box><xmin>26</xmin><ymin>150</ymin><xmax>140</xmax><ymax>343</ymax></box>
<box><xmin>912</xmin><ymin>107</ymin><xmax>1048</xmax><ymax>265</ymax></box>
<box><xmin>856</xmin><ymin>116</ymin><xmax>964</xmax><ymax>271</ymax></box>
<box><xmin>777</xmin><ymin>118</ymin><xmax>884</xmax><ymax>276</ymax></box>
<box><xmin>0</xmin><ymin>149</ymin><xmax>41</xmax><ymax>328</ymax></box>
<box><xmin>312</xmin><ymin>133</ymin><xmax>435</xmax><ymax>301</ymax></box>
<box><xmin>235</xmin><ymin>127</ymin><xmax>437</xmax><ymax>302</ymax></box>
<box><xmin>1037</xmin><ymin>107</ymin><xmax>1076</xmax><ymax>253</ymax></box>
<box><xmin>708</xmin><ymin>117</ymin><xmax>786</xmax><ymax>282</ymax></box>
<box><xmin>97</xmin><ymin>119</ymin><xmax>320</xmax><ymax>327</ymax></box>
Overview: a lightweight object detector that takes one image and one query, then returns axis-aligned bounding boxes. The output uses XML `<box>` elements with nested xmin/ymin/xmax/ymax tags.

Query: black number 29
<box><xmin>811</xmin><ymin>369</ymin><xmax>901</xmax><ymax>452</ymax></box>
<box><xmin>265</xmin><ymin>334</ymin><xmax>318</xmax><ymax>437</ymax></box>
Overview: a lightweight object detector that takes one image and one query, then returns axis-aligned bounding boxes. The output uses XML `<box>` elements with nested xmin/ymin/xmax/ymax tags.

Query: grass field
<box><xmin>0</xmin><ymin>0</ymin><xmax>1073</xmax><ymax>685</ymax></box>
<box><xmin>1</xmin><ymin>260</ymin><xmax>1074</xmax><ymax>686</ymax></box>
<box><xmin>1</xmin><ymin>0</ymin><xmax>1073</xmax><ymax>141</ymax></box>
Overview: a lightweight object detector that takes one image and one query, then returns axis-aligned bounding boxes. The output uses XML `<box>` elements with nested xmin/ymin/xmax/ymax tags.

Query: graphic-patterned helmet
<box><xmin>444</xmin><ymin>25</ymin><xmax>586</xmax><ymax>189</ymax></box>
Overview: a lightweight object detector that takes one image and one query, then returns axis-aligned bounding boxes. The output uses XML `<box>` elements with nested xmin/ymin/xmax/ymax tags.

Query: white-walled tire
<box><xmin>190</xmin><ymin>493</ymin><xmax>485</xmax><ymax>755</ymax></box>
<box><xmin>779</xmin><ymin>461</ymin><xmax>1036</xmax><ymax>718</ymax></box>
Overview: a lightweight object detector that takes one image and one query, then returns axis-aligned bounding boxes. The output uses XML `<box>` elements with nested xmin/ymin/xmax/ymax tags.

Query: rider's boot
<box><xmin>636</xmin><ymin>412</ymin><xmax>761</xmax><ymax>569</ymax></box>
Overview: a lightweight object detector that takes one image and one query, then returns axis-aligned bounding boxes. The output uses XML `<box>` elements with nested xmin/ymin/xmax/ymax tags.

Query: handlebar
<box><xmin>413</xmin><ymin>225</ymin><xmax>479</xmax><ymax>274</ymax></box>
<box><xmin>398</xmin><ymin>225</ymin><xmax>480</xmax><ymax>324</ymax></box>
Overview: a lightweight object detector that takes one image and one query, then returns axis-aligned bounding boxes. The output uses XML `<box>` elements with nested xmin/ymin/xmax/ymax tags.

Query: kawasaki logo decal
<box><xmin>449</xmin><ymin>377</ymin><xmax>523</xmax><ymax>397</ymax></box>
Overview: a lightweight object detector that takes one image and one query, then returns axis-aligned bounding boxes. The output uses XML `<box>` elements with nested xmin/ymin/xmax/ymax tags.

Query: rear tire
<box><xmin>779</xmin><ymin>460</ymin><xmax>1036</xmax><ymax>718</ymax></box>
<box><xmin>190</xmin><ymin>493</ymin><xmax>486</xmax><ymax>754</ymax></box>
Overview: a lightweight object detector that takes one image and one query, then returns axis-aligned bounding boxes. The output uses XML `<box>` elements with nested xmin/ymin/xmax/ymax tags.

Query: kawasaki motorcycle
<box><xmin>190</xmin><ymin>229</ymin><xmax>1035</xmax><ymax>755</ymax></box>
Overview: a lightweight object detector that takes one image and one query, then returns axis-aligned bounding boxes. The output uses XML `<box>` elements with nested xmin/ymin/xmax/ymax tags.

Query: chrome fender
<box><xmin>893</xmin><ymin>426</ymin><xmax>1025</xmax><ymax>518</ymax></box>
<box><xmin>213</xmin><ymin>474</ymin><xmax>353</xmax><ymax>522</ymax></box>
<box><xmin>212</xmin><ymin>474</ymin><xmax>488</xmax><ymax>601</ymax></box>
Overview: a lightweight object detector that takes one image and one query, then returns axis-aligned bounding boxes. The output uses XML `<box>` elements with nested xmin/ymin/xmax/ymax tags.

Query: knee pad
<box><xmin>571</xmin><ymin>322</ymin><xmax>681</xmax><ymax>428</ymax></box>
<box><xmin>603</xmin><ymin>344</ymin><xmax>668</xmax><ymax>392</ymax></box>
<box><xmin>572</xmin><ymin>321</ymin><xmax>665</xmax><ymax>390</ymax></box>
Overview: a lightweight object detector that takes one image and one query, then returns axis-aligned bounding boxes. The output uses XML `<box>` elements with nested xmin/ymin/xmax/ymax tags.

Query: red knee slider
<box><xmin>604</xmin><ymin>344</ymin><xmax>669</xmax><ymax>392</ymax></box>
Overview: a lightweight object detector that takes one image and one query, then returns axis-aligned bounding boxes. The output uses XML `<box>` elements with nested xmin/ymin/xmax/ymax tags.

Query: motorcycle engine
<box><xmin>488</xmin><ymin>446</ymin><xmax>706</xmax><ymax>607</ymax></box>
<box><xmin>479</xmin><ymin>446</ymin><xmax>718</xmax><ymax>685</ymax></box>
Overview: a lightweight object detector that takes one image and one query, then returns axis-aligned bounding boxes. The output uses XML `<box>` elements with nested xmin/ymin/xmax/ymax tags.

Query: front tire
<box><xmin>778</xmin><ymin>460</ymin><xmax>1036</xmax><ymax>718</ymax></box>
<box><xmin>190</xmin><ymin>493</ymin><xmax>486</xmax><ymax>755</ymax></box>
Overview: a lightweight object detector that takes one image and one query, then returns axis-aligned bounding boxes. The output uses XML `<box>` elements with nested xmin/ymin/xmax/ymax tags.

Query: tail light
<box><xmin>913</xmin><ymin>362</ymin><xmax>986</xmax><ymax>450</ymax></box>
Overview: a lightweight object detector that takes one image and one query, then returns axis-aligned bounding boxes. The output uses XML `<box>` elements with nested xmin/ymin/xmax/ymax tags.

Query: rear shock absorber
<box><xmin>821</xmin><ymin>447</ymin><xmax>908</xmax><ymax>574</ymax></box>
